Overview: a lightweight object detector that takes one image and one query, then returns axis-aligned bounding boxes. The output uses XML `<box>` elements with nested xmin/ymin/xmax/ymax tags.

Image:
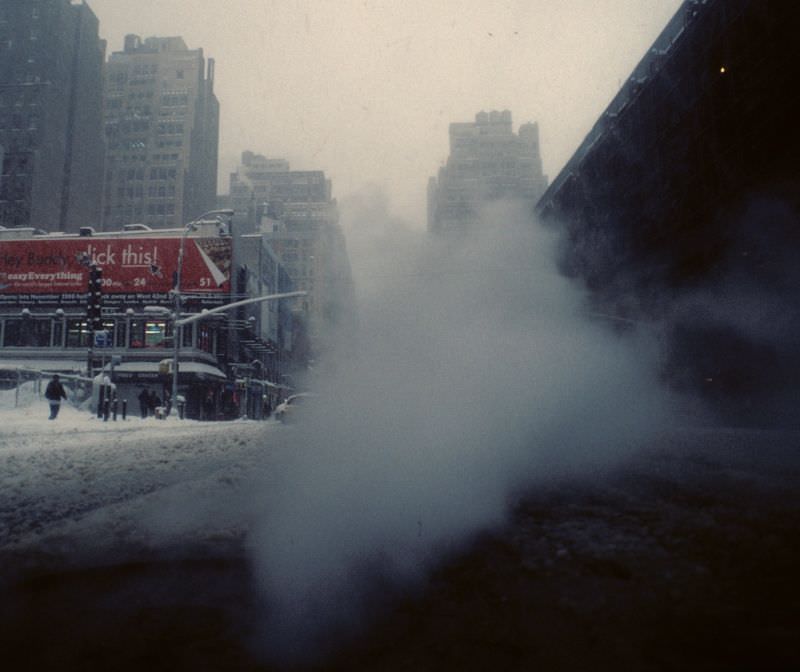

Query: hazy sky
<box><xmin>86</xmin><ymin>0</ymin><xmax>682</xmax><ymax>226</ymax></box>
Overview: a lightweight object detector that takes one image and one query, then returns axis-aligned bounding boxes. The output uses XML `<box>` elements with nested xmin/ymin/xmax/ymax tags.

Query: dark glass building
<box><xmin>0</xmin><ymin>0</ymin><xmax>106</xmax><ymax>232</ymax></box>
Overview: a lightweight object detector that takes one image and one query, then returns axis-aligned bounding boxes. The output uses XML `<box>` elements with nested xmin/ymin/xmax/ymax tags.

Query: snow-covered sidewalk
<box><xmin>0</xmin><ymin>389</ymin><xmax>279</xmax><ymax>565</ymax></box>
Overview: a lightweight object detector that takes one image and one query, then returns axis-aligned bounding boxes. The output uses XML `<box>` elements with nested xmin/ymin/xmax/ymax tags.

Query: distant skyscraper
<box><xmin>101</xmin><ymin>35</ymin><xmax>219</xmax><ymax>230</ymax></box>
<box><xmin>229</xmin><ymin>150</ymin><xmax>292</xmax><ymax>230</ymax></box>
<box><xmin>0</xmin><ymin>0</ymin><xmax>106</xmax><ymax>232</ymax></box>
<box><xmin>428</xmin><ymin>110</ymin><xmax>548</xmax><ymax>232</ymax></box>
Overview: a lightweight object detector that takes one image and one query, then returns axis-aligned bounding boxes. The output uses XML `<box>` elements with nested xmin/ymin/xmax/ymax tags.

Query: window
<box><xmin>52</xmin><ymin>319</ymin><xmax>64</xmax><ymax>348</ymax></box>
<box><xmin>198</xmin><ymin>324</ymin><xmax>212</xmax><ymax>352</ymax></box>
<box><xmin>128</xmin><ymin>320</ymin><xmax>145</xmax><ymax>348</ymax></box>
<box><xmin>144</xmin><ymin>320</ymin><xmax>171</xmax><ymax>347</ymax></box>
<box><xmin>25</xmin><ymin>319</ymin><xmax>51</xmax><ymax>346</ymax></box>
<box><xmin>66</xmin><ymin>320</ymin><xmax>91</xmax><ymax>348</ymax></box>
<box><xmin>2</xmin><ymin>318</ymin><xmax>21</xmax><ymax>346</ymax></box>
<box><xmin>97</xmin><ymin>320</ymin><xmax>116</xmax><ymax>348</ymax></box>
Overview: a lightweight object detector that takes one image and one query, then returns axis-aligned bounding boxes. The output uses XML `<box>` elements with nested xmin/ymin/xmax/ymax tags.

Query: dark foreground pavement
<box><xmin>2</xmin><ymin>428</ymin><xmax>799</xmax><ymax>671</ymax></box>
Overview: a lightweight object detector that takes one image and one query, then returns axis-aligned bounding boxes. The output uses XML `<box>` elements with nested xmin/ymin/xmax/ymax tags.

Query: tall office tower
<box><xmin>102</xmin><ymin>35</ymin><xmax>219</xmax><ymax>230</ymax></box>
<box><xmin>0</xmin><ymin>0</ymin><xmax>106</xmax><ymax>232</ymax></box>
<box><xmin>229</xmin><ymin>151</ymin><xmax>355</xmax><ymax>353</ymax></box>
<box><xmin>427</xmin><ymin>110</ymin><xmax>548</xmax><ymax>233</ymax></box>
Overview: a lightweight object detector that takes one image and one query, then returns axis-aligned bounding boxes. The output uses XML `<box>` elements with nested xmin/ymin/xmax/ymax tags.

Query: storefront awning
<box><xmin>234</xmin><ymin>377</ymin><xmax>282</xmax><ymax>389</ymax></box>
<box><xmin>180</xmin><ymin>362</ymin><xmax>228</xmax><ymax>379</ymax></box>
<box><xmin>105</xmin><ymin>361</ymin><xmax>228</xmax><ymax>380</ymax></box>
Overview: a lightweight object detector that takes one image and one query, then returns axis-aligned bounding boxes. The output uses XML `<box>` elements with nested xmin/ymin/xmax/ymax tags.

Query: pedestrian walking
<box><xmin>45</xmin><ymin>374</ymin><xmax>67</xmax><ymax>420</ymax></box>
<box><xmin>138</xmin><ymin>387</ymin><xmax>150</xmax><ymax>419</ymax></box>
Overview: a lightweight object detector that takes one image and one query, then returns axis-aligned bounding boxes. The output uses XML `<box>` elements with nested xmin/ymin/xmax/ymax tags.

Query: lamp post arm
<box><xmin>175</xmin><ymin>291</ymin><xmax>307</xmax><ymax>327</ymax></box>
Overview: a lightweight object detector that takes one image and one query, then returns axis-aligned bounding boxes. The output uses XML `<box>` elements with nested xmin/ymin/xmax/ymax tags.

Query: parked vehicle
<box><xmin>274</xmin><ymin>393</ymin><xmax>316</xmax><ymax>423</ymax></box>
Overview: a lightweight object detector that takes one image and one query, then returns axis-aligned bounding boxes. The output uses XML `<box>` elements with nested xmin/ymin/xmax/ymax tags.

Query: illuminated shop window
<box><xmin>128</xmin><ymin>320</ymin><xmax>172</xmax><ymax>348</ymax></box>
<box><xmin>145</xmin><ymin>320</ymin><xmax>171</xmax><ymax>347</ymax></box>
<box><xmin>66</xmin><ymin>319</ymin><xmax>91</xmax><ymax>348</ymax></box>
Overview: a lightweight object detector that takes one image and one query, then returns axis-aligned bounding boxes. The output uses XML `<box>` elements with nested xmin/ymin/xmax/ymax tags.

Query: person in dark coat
<box><xmin>45</xmin><ymin>374</ymin><xmax>67</xmax><ymax>420</ymax></box>
<box><xmin>203</xmin><ymin>389</ymin><xmax>215</xmax><ymax>421</ymax></box>
<box><xmin>138</xmin><ymin>387</ymin><xmax>150</xmax><ymax>419</ymax></box>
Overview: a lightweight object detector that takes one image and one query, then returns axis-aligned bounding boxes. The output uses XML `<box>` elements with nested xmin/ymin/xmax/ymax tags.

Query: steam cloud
<box><xmin>246</xmin><ymin>188</ymin><xmax>678</xmax><ymax>663</ymax></box>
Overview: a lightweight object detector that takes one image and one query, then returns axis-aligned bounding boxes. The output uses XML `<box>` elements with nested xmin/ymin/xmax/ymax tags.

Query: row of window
<box><xmin>0</xmin><ymin>94</ymin><xmax>35</xmax><ymax>108</ymax></box>
<box><xmin>157</xmin><ymin>122</ymin><xmax>184</xmax><ymax>135</ymax></box>
<box><xmin>0</xmin><ymin>29</ymin><xmax>41</xmax><ymax>46</ymax></box>
<box><xmin>106</xmin><ymin>91</ymin><xmax>154</xmax><ymax>103</ymax></box>
<box><xmin>0</xmin><ymin>111</ymin><xmax>38</xmax><ymax>130</ymax></box>
<box><xmin>112</xmin><ymin>184</ymin><xmax>177</xmax><ymax>198</ymax></box>
<box><xmin>162</xmin><ymin>94</ymin><xmax>190</xmax><ymax>107</ymax></box>
<box><xmin>106</xmin><ymin>93</ymin><xmax>188</xmax><ymax>112</ymax></box>
<box><xmin>107</xmin><ymin>140</ymin><xmax>150</xmax><ymax>151</ymax></box>
<box><xmin>107</xmin><ymin>166</ymin><xmax>180</xmax><ymax>182</ymax></box>
<box><xmin>104</xmin><ymin>201</ymin><xmax>178</xmax><ymax>216</ymax></box>
<box><xmin>105</xmin><ymin>154</ymin><xmax>182</xmax><ymax>172</ymax></box>
<box><xmin>0</xmin><ymin>317</ymin><xmax>219</xmax><ymax>354</ymax></box>
<box><xmin>108</xmin><ymin>69</ymin><xmax>186</xmax><ymax>85</ymax></box>
<box><xmin>0</xmin><ymin>6</ymin><xmax>41</xmax><ymax>20</ymax></box>
<box><xmin>106</xmin><ymin>119</ymin><xmax>151</xmax><ymax>133</ymax></box>
<box><xmin>106</xmin><ymin>217</ymin><xmax>178</xmax><ymax>228</ymax></box>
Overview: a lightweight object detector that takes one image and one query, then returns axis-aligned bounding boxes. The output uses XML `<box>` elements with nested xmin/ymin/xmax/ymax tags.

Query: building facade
<box><xmin>0</xmin><ymin>222</ymin><xmax>300</xmax><ymax>420</ymax></box>
<box><xmin>428</xmin><ymin>110</ymin><xmax>548</xmax><ymax>232</ymax></box>
<box><xmin>227</xmin><ymin>152</ymin><xmax>355</xmax><ymax>355</ymax></box>
<box><xmin>102</xmin><ymin>35</ymin><xmax>219</xmax><ymax>231</ymax></box>
<box><xmin>0</xmin><ymin>0</ymin><xmax>106</xmax><ymax>232</ymax></box>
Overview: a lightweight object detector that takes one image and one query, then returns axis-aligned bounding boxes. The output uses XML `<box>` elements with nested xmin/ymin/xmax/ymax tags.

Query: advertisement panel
<box><xmin>0</xmin><ymin>236</ymin><xmax>231</xmax><ymax>308</ymax></box>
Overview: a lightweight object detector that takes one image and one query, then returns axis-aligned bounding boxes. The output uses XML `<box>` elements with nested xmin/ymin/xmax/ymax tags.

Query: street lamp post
<box><xmin>171</xmin><ymin>209</ymin><xmax>234</xmax><ymax>417</ymax></box>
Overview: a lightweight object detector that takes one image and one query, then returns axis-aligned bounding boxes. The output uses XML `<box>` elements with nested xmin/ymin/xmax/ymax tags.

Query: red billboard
<box><xmin>0</xmin><ymin>236</ymin><xmax>231</xmax><ymax>307</ymax></box>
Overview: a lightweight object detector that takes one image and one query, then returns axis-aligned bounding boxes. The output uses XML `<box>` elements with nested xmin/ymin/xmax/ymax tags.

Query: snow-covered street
<box><xmin>3</xmin><ymin>383</ymin><xmax>800</xmax><ymax>670</ymax></box>
<box><xmin>0</xmin><ymin>387</ymin><xmax>276</xmax><ymax>567</ymax></box>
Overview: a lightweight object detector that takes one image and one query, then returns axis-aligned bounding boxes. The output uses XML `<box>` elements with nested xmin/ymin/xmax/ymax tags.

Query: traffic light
<box><xmin>87</xmin><ymin>264</ymin><xmax>103</xmax><ymax>331</ymax></box>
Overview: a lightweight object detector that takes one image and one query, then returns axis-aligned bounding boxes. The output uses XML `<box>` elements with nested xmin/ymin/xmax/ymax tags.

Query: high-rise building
<box><xmin>227</xmin><ymin>151</ymin><xmax>355</xmax><ymax>354</ymax></box>
<box><xmin>102</xmin><ymin>35</ymin><xmax>219</xmax><ymax>231</ymax></box>
<box><xmin>0</xmin><ymin>0</ymin><xmax>106</xmax><ymax>232</ymax></box>
<box><xmin>228</xmin><ymin>150</ymin><xmax>291</xmax><ymax>231</ymax></box>
<box><xmin>428</xmin><ymin>110</ymin><xmax>548</xmax><ymax>232</ymax></box>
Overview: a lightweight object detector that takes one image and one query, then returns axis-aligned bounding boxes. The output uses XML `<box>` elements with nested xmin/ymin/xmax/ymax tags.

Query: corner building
<box><xmin>0</xmin><ymin>223</ymin><xmax>301</xmax><ymax>420</ymax></box>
